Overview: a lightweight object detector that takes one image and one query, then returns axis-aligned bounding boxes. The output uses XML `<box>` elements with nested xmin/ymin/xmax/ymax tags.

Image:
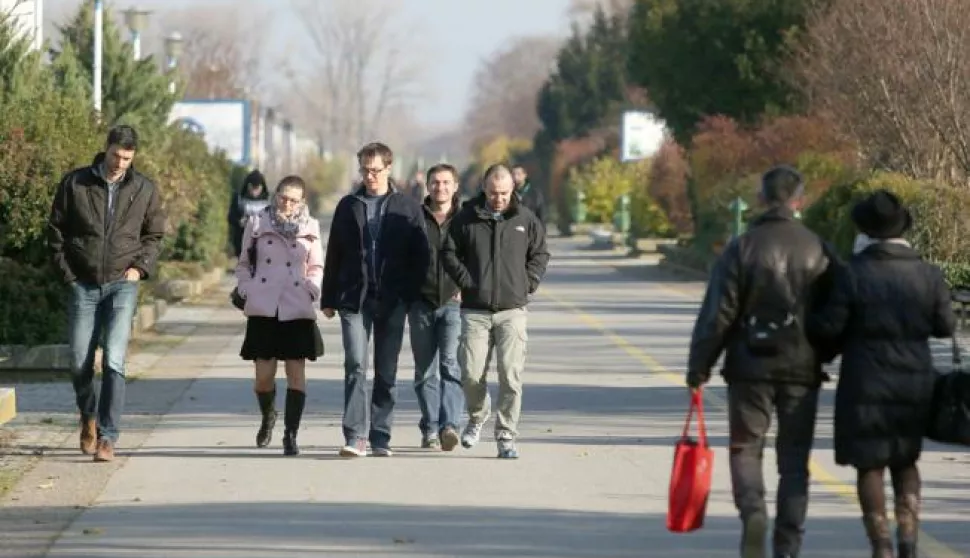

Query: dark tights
<box><xmin>857</xmin><ymin>463</ymin><xmax>921</xmax><ymax>514</ymax></box>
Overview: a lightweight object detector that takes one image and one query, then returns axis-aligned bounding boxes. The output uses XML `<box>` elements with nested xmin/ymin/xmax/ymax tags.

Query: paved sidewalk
<box><xmin>3</xmin><ymin>237</ymin><xmax>970</xmax><ymax>557</ymax></box>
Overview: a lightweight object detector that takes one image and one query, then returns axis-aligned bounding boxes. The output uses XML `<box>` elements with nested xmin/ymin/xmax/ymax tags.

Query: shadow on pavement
<box><xmin>3</xmin><ymin>501</ymin><xmax>930</xmax><ymax>557</ymax></box>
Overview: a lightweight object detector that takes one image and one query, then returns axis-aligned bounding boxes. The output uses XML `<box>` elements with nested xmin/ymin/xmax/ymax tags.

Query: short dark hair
<box><xmin>760</xmin><ymin>165</ymin><xmax>804</xmax><ymax>204</ymax></box>
<box><xmin>276</xmin><ymin>175</ymin><xmax>306</xmax><ymax>197</ymax></box>
<box><xmin>106</xmin><ymin>125</ymin><xmax>138</xmax><ymax>151</ymax></box>
<box><xmin>357</xmin><ymin>142</ymin><xmax>393</xmax><ymax>167</ymax></box>
<box><xmin>426</xmin><ymin>163</ymin><xmax>458</xmax><ymax>184</ymax></box>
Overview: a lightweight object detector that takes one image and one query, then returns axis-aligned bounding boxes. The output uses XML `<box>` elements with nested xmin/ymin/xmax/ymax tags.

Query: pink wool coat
<box><xmin>234</xmin><ymin>212</ymin><xmax>323</xmax><ymax>321</ymax></box>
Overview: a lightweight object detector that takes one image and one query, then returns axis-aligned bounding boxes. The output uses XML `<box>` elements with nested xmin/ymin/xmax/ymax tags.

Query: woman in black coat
<box><xmin>228</xmin><ymin>170</ymin><xmax>270</xmax><ymax>256</ymax></box>
<box><xmin>810</xmin><ymin>189</ymin><xmax>955</xmax><ymax>558</ymax></box>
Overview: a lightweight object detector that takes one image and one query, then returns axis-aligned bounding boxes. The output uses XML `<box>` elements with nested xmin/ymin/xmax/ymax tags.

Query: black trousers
<box><xmin>728</xmin><ymin>381</ymin><xmax>819</xmax><ymax>555</ymax></box>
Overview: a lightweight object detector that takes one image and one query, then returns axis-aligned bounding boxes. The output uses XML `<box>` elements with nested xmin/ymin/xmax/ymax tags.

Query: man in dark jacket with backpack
<box><xmin>686</xmin><ymin>165</ymin><xmax>836</xmax><ymax>558</ymax></box>
<box><xmin>321</xmin><ymin>142</ymin><xmax>430</xmax><ymax>458</ymax></box>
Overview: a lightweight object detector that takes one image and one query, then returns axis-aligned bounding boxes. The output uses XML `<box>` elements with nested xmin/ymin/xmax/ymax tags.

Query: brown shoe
<box><xmin>80</xmin><ymin>418</ymin><xmax>97</xmax><ymax>455</ymax></box>
<box><xmin>94</xmin><ymin>439</ymin><xmax>114</xmax><ymax>462</ymax></box>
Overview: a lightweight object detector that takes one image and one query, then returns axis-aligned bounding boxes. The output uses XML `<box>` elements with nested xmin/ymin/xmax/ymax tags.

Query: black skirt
<box><xmin>240</xmin><ymin>316</ymin><xmax>324</xmax><ymax>361</ymax></box>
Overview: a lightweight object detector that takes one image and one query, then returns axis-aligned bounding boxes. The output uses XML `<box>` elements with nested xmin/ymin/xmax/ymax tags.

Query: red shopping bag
<box><xmin>666</xmin><ymin>390</ymin><xmax>714</xmax><ymax>533</ymax></box>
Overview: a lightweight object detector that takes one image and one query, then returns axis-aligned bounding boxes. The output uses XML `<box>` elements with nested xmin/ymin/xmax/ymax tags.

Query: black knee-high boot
<box><xmin>255</xmin><ymin>390</ymin><xmax>277</xmax><ymax>448</ymax></box>
<box><xmin>283</xmin><ymin>388</ymin><xmax>306</xmax><ymax>456</ymax></box>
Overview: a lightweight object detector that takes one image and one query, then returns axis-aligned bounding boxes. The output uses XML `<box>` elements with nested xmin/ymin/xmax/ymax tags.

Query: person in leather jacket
<box><xmin>686</xmin><ymin>165</ymin><xmax>837</xmax><ymax>558</ymax></box>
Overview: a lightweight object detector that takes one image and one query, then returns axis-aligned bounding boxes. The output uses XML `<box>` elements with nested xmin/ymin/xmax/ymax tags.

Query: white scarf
<box><xmin>852</xmin><ymin>233</ymin><xmax>911</xmax><ymax>255</ymax></box>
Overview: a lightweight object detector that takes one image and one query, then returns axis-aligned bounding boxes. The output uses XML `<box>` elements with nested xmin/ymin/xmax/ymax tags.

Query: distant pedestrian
<box><xmin>408</xmin><ymin>163</ymin><xmax>465</xmax><ymax>451</ymax></box>
<box><xmin>686</xmin><ymin>165</ymin><xmax>837</xmax><ymax>558</ymax></box>
<box><xmin>442</xmin><ymin>163</ymin><xmax>550</xmax><ymax>459</ymax></box>
<box><xmin>321</xmin><ymin>142</ymin><xmax>430</xmax><ymax>458</ymax></box>
<box><xmin>810</xmin><ymin>189</ymin><xmax>955</xmax><ymax>558</ymax></box>
<box><xmin>511</xmin><ymin>164</ymin><xmax>547</xmax><ymax>226</ymax></box>
<box><xmin>228</xmin><ymin>169</ymin><xmax>270</xmax><ymax>257</ymax></box>
<box><xmin>235</xmin><ymin>175</ymin><xmax>324</xmax><ymax>456</ymax></box>
<box><xmin>47</xmin><ymin>125</ymin><xmax>166</xmax><ymax>462</ymax></box>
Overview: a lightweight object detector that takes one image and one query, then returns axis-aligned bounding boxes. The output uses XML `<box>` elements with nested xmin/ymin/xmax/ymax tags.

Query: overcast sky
<box><xmin>43</xmin><ymin>0</ymin><xmax>577</xmax><ymax>130</ymax></box>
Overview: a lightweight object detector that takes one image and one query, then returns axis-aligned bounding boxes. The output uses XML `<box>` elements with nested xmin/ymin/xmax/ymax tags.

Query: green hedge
<box><xmin>0</xmin><ymin>259</ymin><xmax>68</xmax><ymax>345</ymax></box>
<box><xmin>803</xmin><ymin>171</ymin><xmax>970</xmax><ymax>288</ymax></box>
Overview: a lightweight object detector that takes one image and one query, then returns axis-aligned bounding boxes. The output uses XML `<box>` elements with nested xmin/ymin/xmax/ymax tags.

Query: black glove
<box><xmin>686</xmin><ymin>371</ymin><xmax>708</xmax><ymax>389</ymax></box>
<box><xmin>230</xmin><ymin>287</ymin><xmax>246</xmax><ymax>311</ymax></box>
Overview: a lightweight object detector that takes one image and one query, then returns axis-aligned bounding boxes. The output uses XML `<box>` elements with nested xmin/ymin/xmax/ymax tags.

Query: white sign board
<box><xmin>620</xmin><ymin>110</ymin><xmax>666</xmax><ymax>162</ymax></box>
<box><xmin>168</xmin><ymin>100</ymin><xmax>251</xmax><ymax>165</ymax></box>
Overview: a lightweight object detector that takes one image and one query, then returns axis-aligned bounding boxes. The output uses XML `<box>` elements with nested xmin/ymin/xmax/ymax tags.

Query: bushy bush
<box><xmin>686</xmin><ymin>113</ymin><xmax>859</xmax><ymax>257</ymax></box>
<box><xmin>803</xmin><ymin>170</ymin><xmax>970</xmax><ymax>287</ymax></box>
<box><xmin>647</xmin><ymin>139</ymin><xmax>692</xmax><ymax>234</ymax></box>
<box><xmin>0</xmin><ymin>259</ymin><xmax>68</xmax><ymax>345</ymax></box>
<box><xmin>567</xmin><ymin>157</ymin><xmax>636</xmax><ymax>223</ymax></box>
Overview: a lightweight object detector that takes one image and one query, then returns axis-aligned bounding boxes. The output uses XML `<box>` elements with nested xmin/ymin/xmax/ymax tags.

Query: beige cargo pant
<box><xmin>458</xmin><ymin>307</ymin><xmax>528</xmax><ymax>439</ymax></box>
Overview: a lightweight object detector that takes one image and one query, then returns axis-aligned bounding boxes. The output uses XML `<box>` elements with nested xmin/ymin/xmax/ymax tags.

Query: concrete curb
<box><xmin>0</xmin><ymin>388</ymin><xmax>14</xmax><ymax>425</ymax></box>
<box><xmin>0</xmin><ymin>269</ymin><xmax>225</xmax><ymax>371</ymax></box>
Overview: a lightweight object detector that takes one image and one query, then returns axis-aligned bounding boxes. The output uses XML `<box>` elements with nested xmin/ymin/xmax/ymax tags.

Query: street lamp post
<box><xmin>124</xmin><ymin>7</ymin><xmax>150</xmax><ymax>61</ymax></box>
<box><xmin>164</xmin><ymin>31</ymin><xmax>184</xmax><ymax>95</ymax></box>
<box><xmin>93</xmin><ymin>0</ymin><xmax>104</xmax><ymax>113</ymax></box>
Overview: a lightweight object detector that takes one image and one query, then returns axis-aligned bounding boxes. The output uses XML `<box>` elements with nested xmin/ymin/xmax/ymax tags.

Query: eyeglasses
<box><xmin>360</xmin><ymin>166</ymin><xmax>387</xmax><ymax>177</ymax></box>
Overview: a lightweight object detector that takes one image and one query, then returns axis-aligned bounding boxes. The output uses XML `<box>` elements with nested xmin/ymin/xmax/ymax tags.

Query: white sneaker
<box><xmin>461</xmin><ymin>422</ymin><xmax>485</xmax><ymax>449</ymax></box>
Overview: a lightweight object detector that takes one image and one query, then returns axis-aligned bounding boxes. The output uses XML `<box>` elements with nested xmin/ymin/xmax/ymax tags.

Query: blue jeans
<box><xmin>408</xmin><ymin>300</ymin><xmax>463</xmax><ymax>436</ymax></box>
<box><xmin>339</xmin><ymin>298</ymin><xmax>408</xmax><ymax>448</ymax></box>
<box><xmin>68</xmin><ymin>280</ymin><xmax>139</xmax><ymax>443</ymax></box>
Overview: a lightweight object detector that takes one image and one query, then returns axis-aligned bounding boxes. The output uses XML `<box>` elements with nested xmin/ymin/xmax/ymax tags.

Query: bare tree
<box><xmin>286</xmin><ymin>0</ymin><xmax>423</xmax><ymax>153</ymax></box>
<box><xmin>157</xmin><ymin>6</ymin><xmax>270</xmax><ymax>99</ymax></box>
<box><xmin>797</xmin><ymin>0</ymin><xmax>970</xmax><ymax>184</ymax></box>
<box><xmin>463</xmin><ymin>36</ymin><xmax>562</xmax><ymax>149</ymax></box>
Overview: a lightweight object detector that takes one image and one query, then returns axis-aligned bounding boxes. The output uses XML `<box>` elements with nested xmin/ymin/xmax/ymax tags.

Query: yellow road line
<box><xmin>545</xmin><ymin>290</ymin><xmax>963</xmax><ymax>558</ymax></box>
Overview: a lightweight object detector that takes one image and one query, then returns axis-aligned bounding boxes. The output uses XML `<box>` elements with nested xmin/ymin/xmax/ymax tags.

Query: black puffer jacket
<box><xmin>47</xmin><ymin>153</ymin><xmax>166</xmax><ymax>285</ymax></box>
<box><xmin>442</xmin><ymin>193</ymin><xmax>550</xmax><ymax>312</ymax></box>
<box><xmin>687</xmin><ymin>207</ymin><xmax>834</xmax><ymax>386</ymax></box>
<box><xmin>810</xmin><ymin>242</ymin><xmax>955</xmax><ymax>469</ymax></box>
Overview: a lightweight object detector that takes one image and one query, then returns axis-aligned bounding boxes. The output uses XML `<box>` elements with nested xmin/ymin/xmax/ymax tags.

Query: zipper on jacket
<box><xmin>490</xmin><ymin>219</ymin><xmax>499</xmax><ymax>309</ymax></box>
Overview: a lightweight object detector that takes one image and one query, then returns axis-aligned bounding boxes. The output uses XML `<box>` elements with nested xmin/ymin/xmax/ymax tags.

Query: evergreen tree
<box><xmin>54</xmin><ymin>3</ymin><xmax>176</xmax><ymax>130</ymax></box>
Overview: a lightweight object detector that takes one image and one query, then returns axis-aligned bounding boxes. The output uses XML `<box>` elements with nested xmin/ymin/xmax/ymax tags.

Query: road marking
<box><xmin>544</xmin><ymin>289</ymin><xmax>963</xmax><ymax>558</ymax></box>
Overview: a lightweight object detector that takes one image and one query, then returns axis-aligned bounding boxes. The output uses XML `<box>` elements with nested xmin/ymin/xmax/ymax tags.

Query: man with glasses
<box><xmin>321</xmin><ymin>142</ymin><xmax>430</xmax><ymax>458</ymax></box>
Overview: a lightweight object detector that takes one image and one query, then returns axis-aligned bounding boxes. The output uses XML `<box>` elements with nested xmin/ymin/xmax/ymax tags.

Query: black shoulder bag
<box><xmin>927</xmin><ymin>335</ymin><xmax>970</xmax><ymax>446</ymax></box>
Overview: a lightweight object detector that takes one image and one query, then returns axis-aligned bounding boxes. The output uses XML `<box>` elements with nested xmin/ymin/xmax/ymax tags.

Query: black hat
<box><xmin>851</xmin><ymin>189</ymin><xmax>912</xmax><ymax>239</ymax></box>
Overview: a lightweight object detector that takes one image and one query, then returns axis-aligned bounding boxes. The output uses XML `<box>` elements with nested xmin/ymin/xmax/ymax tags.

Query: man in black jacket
<box><xmin>47</xmin><ymin>125</ymin><xmax>166</xmax><ymax>463</ymax></box>
<box><xmin>443</xmin><ymin>164</ymin><xmax>550</xmax><ymax>459</ymax></box>
<box><xmin>687</xmin><ymin>165</ymin><xmax>834</xmax><ymax>558</ymax></box>
<box><xmin>321</xmin><ymin>142</ymin><xmax>430</xmax><ymax>458</ymax></box>
<box><xmin>511</xmin><ymin>164</ymin><xmax>546</xmax><ymax>225</ymax></box>
<box><xmin>408</xmin><ymin>163</ymin><xmax>464</xmax><ymax>452</ymax></box>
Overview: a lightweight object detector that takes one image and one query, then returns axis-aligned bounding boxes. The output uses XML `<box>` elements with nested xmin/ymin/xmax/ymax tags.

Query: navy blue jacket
<box><xmin>321</xmin><ymin>185</ymin><xmax>430</xmax><ymax>313</ymax></box>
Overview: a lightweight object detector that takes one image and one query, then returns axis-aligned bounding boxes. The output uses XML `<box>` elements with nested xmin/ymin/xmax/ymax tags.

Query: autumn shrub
<box><xmin>686</xmin><ymin>113</ymin><xmax>858</xmax><ymax>257</ymax></box>
<box><xmin>647</xmin><ymin>139</ymin><xmax>692</xmax><ymax>234</ymax></box>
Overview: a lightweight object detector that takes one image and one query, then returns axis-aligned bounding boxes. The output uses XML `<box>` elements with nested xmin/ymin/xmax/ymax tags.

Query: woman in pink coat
<box><xmin>235</xmin><ymin>175</ymin><xmax>324</xmax><ymax>456</ymax></box>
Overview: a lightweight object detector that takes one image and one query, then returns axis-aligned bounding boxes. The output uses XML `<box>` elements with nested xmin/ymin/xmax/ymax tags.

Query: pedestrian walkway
<box><xmin>3</xmin><ymin>236</ymin><xmax>970</xmax><ymax>557</ymax></box>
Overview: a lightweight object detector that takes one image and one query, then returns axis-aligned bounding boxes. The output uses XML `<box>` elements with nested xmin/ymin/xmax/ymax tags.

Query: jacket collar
<box><xmin>857</xmin><ymin>241</ymin><xmax>921</xmax><ymax>261</ymax></box>
<box><xmin>422</xmin><ymin>193</ymin><xmax>461</xmax><ymax>220</ymax></box>
<box><xmin>353</xmin><ymin>179</ymin><xmax>400</xmax><ymax>198</ymax></box>
<box><xmin>470</xmin><ymin>192</ymin><xmax>520</xmax><ymax>220</ymax></box>
<box><xmin>90</xmin><ymin>152</ymin><xmax>134</xmax><ymax>185</ymax></box>
<box><xmin>749</xmin><ymin>205</ymin><xmax>795</xmax><ymax>228</ymax></box>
